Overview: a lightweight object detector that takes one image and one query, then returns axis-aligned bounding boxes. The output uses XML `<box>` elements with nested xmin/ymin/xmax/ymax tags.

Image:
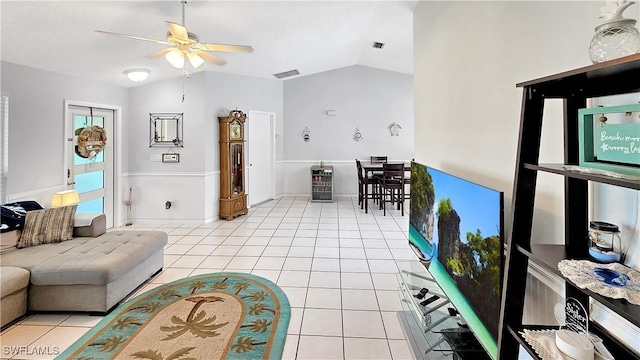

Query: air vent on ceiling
<box><xmin>273</xmin><ymin>69</ymin><xmax>300</xmax><ymax>79</ymax></box>
<box><xmin>372</xmin><ymin>42</ymin><xmax>385</xmax><ymax>49</ymax></box>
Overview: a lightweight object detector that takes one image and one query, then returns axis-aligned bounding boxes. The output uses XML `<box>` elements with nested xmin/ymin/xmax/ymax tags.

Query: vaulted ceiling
<box><xmin>1</xmin><ymin>1</ymin><xmax>416</xmax><ymax>88</ymax></box>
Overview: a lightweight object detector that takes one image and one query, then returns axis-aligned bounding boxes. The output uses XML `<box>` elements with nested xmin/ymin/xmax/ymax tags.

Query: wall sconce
<box><xmin>302</xmin><ymin>127</ymin><xmax>311</xmax><ymax>142</ymax></box>
<box><xmin>51</xmin><ymin>190</ymin><xmax>80</xmax><ymax>208</ymax></box>
<box><xmin>124</xmin><ymin>68</ymin><xmax>150</xmax><ymax>82</ymax></box>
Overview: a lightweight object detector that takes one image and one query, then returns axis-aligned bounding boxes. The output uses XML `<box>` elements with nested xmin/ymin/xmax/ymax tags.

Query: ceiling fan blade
<box><xmin>95</xmin><ymin>30</ymin><xmax>170</xmax><ymax>45</ymax></box>
<box><xmin>167</xmin><ymin>22</ymin><xmax>189</xmax><ymax>41</ymax></box>
<box><xmin>145</xmin><ymin>48</ymin><xmax>174</xmax><ymax>59</ymax></box>
<box><xmin>199</xmin><ymin>43</ymin><xmax>254</xmax><ymax>53</ymax></box>
<box><xmin>192</xmin><ymin>49</ymin><xmax>226</xmax><ymax>66</ymax></box>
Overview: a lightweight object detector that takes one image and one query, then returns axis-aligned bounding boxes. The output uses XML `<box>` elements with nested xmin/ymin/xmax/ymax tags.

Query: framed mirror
<box><xmin>150</xmin><ymin>113</ymin><xmax>183</xmax><ymax>147</ymax></box>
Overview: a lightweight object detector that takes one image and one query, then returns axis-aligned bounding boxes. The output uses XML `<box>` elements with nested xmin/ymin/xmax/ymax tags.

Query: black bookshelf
<box><xmin>498</xmin><ymin>53</ymin><xmax>640</xmax><ymax>359</ymax></box>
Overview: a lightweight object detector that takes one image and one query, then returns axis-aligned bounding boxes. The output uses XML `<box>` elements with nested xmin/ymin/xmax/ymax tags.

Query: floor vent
<box><xmin>273</xmin><ymin>69</ymin><xmax>300</xmax><ymax>79</ymax></box>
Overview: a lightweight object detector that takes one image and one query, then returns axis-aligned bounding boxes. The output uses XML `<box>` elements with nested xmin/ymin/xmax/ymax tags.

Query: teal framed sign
<box><xmin>578</xmin><ymin>104</ymin><xmax>640</xmax><ymax>176</ymax></box>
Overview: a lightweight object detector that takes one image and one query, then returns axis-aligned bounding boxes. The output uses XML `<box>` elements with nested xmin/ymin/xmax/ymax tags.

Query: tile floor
<box><xmin>1</xmin><ymin>196</ymin><xmax>443</xmax><ymax>360</ymax></box>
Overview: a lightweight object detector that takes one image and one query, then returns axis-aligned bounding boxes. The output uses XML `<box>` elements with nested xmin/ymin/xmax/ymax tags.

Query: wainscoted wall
<box><xmin>279</xmin><ymin>159</ymin><xmax>412</xmax><ymax>198</ymax></box>
<box><xmin>125</xmin><ymin>172</ymin><xmax>218</xmax><ymax>226</ymax></box>
<box><xmin>282</xmin><ymin>161</ymin><xmax>356</xmax><ymax>197</ymax></box>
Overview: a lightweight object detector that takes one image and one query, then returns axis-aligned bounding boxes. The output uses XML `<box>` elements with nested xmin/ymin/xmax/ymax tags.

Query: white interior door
<box><xmin>247</xmin><ymin>111</ymin><xmax>275</xmax><ymax>206</ymax></box>
<box><xmin>67</xmin><ymin>105</ymin><xmax>115</xmax><ymax>227</ymax></box>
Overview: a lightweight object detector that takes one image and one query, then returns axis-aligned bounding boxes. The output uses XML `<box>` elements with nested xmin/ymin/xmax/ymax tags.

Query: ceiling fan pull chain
<box><xmin>182</xmin><ymin>75</ymin><xmax>186</xmax><ymax>102</ymax></box>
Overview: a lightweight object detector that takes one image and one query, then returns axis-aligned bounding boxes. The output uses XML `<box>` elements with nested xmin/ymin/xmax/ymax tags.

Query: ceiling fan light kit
<box><xmin>187</xmin><ymin>51</ymin><xmax>205</xmax><ymax>68</ymax></box>
<box><xmin>165</xmin><ymin>49</ymin><xmax>185</xmax><ymax>68</ymax></box>
<box><xmin>96</xmin><ymin>1</ymin><xmax>253</xmax><ymax>74</ymax></box>
<box><xmin>124</xmin><ymin>68</ymin><xmax>150</xmax><ymax>82</ymax></box>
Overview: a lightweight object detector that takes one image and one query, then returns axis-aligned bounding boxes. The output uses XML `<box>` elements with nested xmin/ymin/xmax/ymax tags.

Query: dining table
<box><xmin>360</xmin><ymin>161</ymin><xmax>411</xmax><ymax>214</ymax></box>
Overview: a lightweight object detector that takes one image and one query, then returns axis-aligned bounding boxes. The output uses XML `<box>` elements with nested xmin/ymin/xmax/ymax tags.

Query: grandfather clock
<box><xmin>218</xmin><ymin>109</ymin><xmax>248</xmax><ymax>220</ymax></box>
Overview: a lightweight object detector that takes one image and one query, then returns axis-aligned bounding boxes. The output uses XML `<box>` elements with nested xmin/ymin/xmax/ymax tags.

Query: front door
<box><xmin>67</xmin><ymin>105</ymin><xmax>115</xmax><ymax>227</ymax></box>
<box><xmin>247</xmin><ymin>111</ymin><xmax>275</xmax><ymax>206</ymax></box>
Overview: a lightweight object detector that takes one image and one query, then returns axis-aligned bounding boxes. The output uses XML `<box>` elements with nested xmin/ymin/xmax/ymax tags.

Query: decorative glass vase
<box><xmin>588</xmin><ymin>1</ymin><xmax>640</xmax><ymax>63</ymax></box>
<box><xmin>589</xmin><ymin>19</ymin><xmax>640</xmax><ymax>63</ymax></box>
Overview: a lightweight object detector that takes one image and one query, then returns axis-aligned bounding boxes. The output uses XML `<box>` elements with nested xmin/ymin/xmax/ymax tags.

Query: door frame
<box><xmin>63</xmin><ymin>100</ymin><xmax>122</xmax><ymax>228</ymax></box>
<box><xmin>247</xmin><ymin>110</ymin><xmax>276</xmax><ymax>207</ymax></box>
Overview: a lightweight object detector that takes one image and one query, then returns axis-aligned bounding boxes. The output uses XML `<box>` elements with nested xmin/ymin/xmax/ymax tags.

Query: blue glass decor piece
<box><xmin>593</xmin><ymin>268</ymin><xmax>630</xmax><ymax>287</ymax></box>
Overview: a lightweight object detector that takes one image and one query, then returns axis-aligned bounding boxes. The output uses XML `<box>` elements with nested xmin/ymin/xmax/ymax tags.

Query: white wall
<box><xmin>282</xmin><ymin>65</ymin><xmax>413</xmax><ymax>196</ymax></box>
<box><xmin>126</xmin><ymin>70</ymin><xmax>282</xmax><ymax>223</ymax></box>
<box><xmin>0</xmin><ymin>61</ymin><xmax>129</xmax><ymax>205</ymax></box>
<box><xmin>414</xmin><ymin>1</ymin><xmax>605</xmax><ymax>243</ymax></box>
<box><xmin>413</xmin><ymin>0</ymin><xmax>639</xmax><ymax>352</ymax></box>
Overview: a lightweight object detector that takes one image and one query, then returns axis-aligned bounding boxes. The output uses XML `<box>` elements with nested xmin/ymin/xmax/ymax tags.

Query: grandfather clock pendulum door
<box><xmin>219</xmin><ymin>110</ymin><xmax>248</xmax><ymax>220</ymax></box>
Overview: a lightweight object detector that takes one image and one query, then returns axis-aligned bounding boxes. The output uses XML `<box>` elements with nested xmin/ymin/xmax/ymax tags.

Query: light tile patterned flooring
<box><xmin>1</xmin><ymin>196</ymin><xmax>436</xmax><ymax>360</ymax></box>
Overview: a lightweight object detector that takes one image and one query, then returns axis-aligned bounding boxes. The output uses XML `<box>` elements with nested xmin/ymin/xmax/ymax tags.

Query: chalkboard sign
<box><xmin>579</xmin><ymin>104</ymin><xmax>640</xmax><ymax>177</ymax></box>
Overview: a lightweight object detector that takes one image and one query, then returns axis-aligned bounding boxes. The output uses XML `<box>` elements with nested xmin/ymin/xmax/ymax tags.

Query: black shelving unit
<box><xmin>498</xmin><ymin>53</ymin><xmax>640</xmax><ymax>359</ymax></box>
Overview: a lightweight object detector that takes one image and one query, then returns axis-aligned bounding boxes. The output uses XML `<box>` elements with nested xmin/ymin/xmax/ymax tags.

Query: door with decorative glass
<box><xmin>67</xmin><ymin>105</ymin><xmax>114</xmax><ymax>228</ymax></box>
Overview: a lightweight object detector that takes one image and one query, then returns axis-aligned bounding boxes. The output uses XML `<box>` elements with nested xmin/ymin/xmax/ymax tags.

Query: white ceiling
<box><xmin>1</xmin><ymin>1</ymin><xmax>416</xmax><ymax>88</ymax></box>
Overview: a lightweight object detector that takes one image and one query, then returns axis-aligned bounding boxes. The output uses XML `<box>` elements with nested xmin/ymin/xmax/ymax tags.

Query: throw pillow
<box><xmin>0</xmin><ymin>201</ymin><xmax>44</xmax><ymax>233</ymax></box>
<box><xmin>17</xmin><ymin>205</ymin><xmax>78</xmax><ymax>248</ymax></box>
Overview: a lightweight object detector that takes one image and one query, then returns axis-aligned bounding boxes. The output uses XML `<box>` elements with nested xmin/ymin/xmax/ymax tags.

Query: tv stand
<box><xmin>436</xmin><ymin>325</ymin><xmax>491</xmax><ymax>360</ymax></box>
<box><xmin>398</xmin><ymin>269</ymin><xmax>492</xmax><ymax>359</ymax></box>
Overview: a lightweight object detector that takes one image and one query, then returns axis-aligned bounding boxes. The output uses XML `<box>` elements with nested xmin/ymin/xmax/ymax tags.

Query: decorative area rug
<box><xmin>57</xmin><ymin>272</ymin><xmax>290</xmax><ymax>360</ymax></box>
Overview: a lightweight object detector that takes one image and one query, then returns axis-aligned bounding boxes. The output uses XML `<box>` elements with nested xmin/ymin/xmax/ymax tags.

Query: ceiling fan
<box><xmin>95</xmin><ymin>1</ymin><xmax>253</xmax><ymax>71</ymax></box>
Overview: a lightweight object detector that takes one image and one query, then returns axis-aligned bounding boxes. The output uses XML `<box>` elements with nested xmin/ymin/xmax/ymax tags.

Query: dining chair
<box><xmin>369</xmin><ymin>156</ymin><xmax>387</xmax><ymax>180</ymax></box>
<box><xmin>380</xmin><ymin>163</ymin><xmax>405</xmax><ymax>216</ymax></box>
<box><xmin>404</xmin><ymin>159</ymin><xmax>414</xmax><ymax>202</ymax></box>
<box><xmin>370</xmin><ymin>156</ymin><xmax>388</xmax><ymax>164</ymax></box>
<box><xmin>356</xmin><ymin>159</ymin><xmax>380</xmax><ymax>210</ymax></box>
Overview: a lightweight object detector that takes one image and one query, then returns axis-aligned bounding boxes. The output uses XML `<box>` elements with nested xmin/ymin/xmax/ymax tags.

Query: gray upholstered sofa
<box><xmin>0</xmin><ymin>213</ymin><xmax>167</xmax><ymax>327</ymax></box>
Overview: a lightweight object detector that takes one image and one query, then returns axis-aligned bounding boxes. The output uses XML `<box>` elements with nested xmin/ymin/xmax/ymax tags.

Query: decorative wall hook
<box><xmin>388</xmin><ymin>122</ymin><xmax>402</xmax><ymax>136</ymax></box>
<box><xmin>353</xmin><ymin>127</ymin><xmax>363</xmax><ymax>142</ymax></box>
<box><xmin>302</xmin><ymin>127</ymin><xmax>311</xmax><ymax>142</ymax></box>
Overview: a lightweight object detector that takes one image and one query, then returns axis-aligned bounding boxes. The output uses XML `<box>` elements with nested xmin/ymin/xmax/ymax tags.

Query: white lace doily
<box><xmin>521</xmin><ymin>329</ymin><xmax>573</xmax><ymax>360</ymax></box>
<box><xmin>558</xmin><ymin>260</ymin><xmax>640</xmax><ymax>305</ymax></box>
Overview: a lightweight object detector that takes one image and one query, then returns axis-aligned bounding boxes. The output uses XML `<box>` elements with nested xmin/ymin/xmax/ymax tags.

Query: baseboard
<box><xmin>122</xmin><ymin>219</ymin><xmax>208</xmax><ymax>227</ymax></box>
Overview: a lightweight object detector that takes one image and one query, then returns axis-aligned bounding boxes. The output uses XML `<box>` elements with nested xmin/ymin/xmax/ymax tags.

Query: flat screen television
<box><xmin>409</xmin><ymin>162</ymin><xmax>504</xmax><ymax>359</ymax></box>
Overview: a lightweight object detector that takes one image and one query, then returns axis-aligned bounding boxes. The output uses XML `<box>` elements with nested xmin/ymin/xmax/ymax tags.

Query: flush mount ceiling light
<box><xmin>124</xmin><ymin>68</ymin><xmax>150</xmax><ymax>82</ymax></box>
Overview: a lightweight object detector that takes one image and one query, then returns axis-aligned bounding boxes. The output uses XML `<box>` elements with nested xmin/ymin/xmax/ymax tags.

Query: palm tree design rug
<box><xmin>57</xmin><ymin>272</ymin><xmax>290</xmax><ymax>360</ymax></box>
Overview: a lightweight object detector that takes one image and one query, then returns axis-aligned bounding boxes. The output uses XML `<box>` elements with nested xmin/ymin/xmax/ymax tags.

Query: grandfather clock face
<box><xmin>230</xmin><ymin>120</ymin><xmax>242</xmax><ymax>140</ymax></box>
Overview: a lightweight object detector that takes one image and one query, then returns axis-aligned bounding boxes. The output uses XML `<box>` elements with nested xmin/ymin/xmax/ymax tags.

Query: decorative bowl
<box><xmin>593</xmin><ymin>268</ymin><xmax>630</xmax><ymax>287</ymax></box>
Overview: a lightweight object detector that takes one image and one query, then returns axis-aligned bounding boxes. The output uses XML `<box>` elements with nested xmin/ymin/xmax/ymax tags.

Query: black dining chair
<box><xmin>369</xmin><ymin>156</ymin><xmax>387</xmax><ymax>180</ymax></box>
<box><xmin>380</xmin><ymin>163</ymin><xmax>405</xmax><ymax>216</ymax></box>
<box><xmin>356</xmin><ymin>159</ymin><xmax>380</xmax><ymax>210</ymax></box>
<box><xmin>404</xmin><ymin>159</ymin><xmax>414</xmax><ymax>202</ymax></box>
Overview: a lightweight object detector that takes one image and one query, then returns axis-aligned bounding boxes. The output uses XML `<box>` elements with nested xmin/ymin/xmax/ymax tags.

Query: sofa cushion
<box><xmin>0</xmin><ymin>201</ymin><xmax>43</xmax><ymax>233</ymax></box>
<box><xmin>0</xmin><ymin>267</ymin><xmax>30</xmax><ymax>298</ymax></box>
<box><xmin>2</xmin><ymin>231</ymin><xmax>167</xmax><ymax>286</ymax></box>
<box><xmin>0</xmin><ymin>230</ymin><xmax>20</xmax><ymax>255</ymax></box>
<box><xmin>17</xmin><ymin>205</ymin><xmax>77</xmax><ymax>248</ymax></box>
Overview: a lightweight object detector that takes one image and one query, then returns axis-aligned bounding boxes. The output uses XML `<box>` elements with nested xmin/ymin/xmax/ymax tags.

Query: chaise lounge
<box><xmin>0</xmin><ymin>201</ymin><xmax>167</xmax><ymax>327</ymax></box>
